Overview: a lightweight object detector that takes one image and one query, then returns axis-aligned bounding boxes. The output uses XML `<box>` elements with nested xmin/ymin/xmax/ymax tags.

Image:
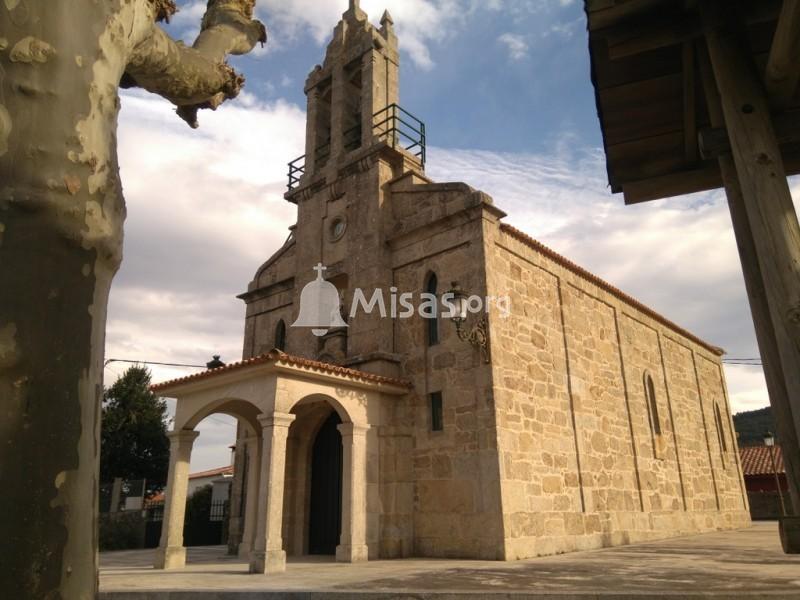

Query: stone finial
<box><xmin>345</xmin><ymin>0</ymin><xmax>367</xmax><ymax>21</ymax></box>
<box><xmin>381</xmin><ymin>9</ymin><xmax>394</xmax><ymax>26</ymax></box>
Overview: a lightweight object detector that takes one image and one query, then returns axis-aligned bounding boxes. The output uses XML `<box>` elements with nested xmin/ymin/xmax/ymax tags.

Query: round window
<box><xmin>330</xmin><ymin>217</ymin><xmax>347</xmax><ymax>241</ymax></box>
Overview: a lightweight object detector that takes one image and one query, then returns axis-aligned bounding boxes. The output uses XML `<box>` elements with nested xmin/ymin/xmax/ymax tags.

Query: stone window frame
<box><xmin>714</xmin><ymin>402</ymin><xmax>729</xmax><ymax>468</ymax></box>
<box><xmin>274</xmin><ymin>319</ymin><xmax>287</xmax><ymax>352</ymax></box>
<box><xmin>643</xmin><ymin>371</ymin><xmax>665</xmax><ymax>459</ymax></box>
<box><xmin>329</xmin><ymin>216</ymin><xmax>347</xmax><ymax>242</ymax></box>
<box><xmin>430</xmin><ymin>391</ymin><xmax>444</xmax><ymax>432</ymax></box>
<box><xmin>424</xmin><ymin>271</ymin><xmax>440</xmax><ymax>347</ymax></box>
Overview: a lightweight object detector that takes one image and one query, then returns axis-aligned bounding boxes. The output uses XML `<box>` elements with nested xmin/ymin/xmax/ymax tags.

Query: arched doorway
<box><xmin>308</xmin><ymin>411</ymin><xmax>343</xmax><ymax>555</ymax></box>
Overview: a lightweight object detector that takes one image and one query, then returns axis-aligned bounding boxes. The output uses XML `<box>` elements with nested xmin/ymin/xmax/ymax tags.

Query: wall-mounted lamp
<box><xmin>446</xmin><ymin>282</ymin><xmax>491</xmax><ymax>364</ymax></box>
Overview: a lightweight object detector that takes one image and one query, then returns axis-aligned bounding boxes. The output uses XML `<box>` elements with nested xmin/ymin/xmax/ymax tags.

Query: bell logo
<box><xmin>292</xmin><ymin>264</ymin><xmax>348</xmax><ymax>337</ymax></box>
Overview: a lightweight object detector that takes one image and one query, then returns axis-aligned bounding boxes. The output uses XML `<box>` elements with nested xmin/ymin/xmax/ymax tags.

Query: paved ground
<box><xmin>100</xmin><ymin>522</ymin><xmax>800</xmax><ymax>599</ymax></box>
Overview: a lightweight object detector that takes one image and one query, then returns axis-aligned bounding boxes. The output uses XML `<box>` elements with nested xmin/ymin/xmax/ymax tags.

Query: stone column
<box><xmin>154</xmin><ymin>429</ymin><xmax>199</xmax><ymax>569</ymax></box>
<box><xmin>249</xmin><ymin>412</ymin><xmax>296</xmax><ymax>574</ymax></box>
<box><xmin>361</xmin><ymin>51</ymin><xmax>379</xmax><ymax>147</ymax></box>
<box><xmin>237</xmin><ymin>435</ymin><xmax>262</xmax><ymax>559</ymax></box>
<box><xmin>304</xmin><ymin>86</ymin><xmax>319</xmax><ymax>175</ymax></box>
<box><xmin>329</xmin><ymin>64</ymin><xmax>345</xmax><ymax>161</ymax></box>
<box><xmin>336</xmin><ymin>422</ymin><xmax>370</xmax><ymax>562</ymax></box>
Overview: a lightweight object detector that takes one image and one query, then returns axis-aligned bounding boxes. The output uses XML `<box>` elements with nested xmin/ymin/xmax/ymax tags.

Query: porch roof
<box><xmin>586</xmin><ymin>0</ymin><xmax>800</xmax><ymax>204</ymax></box>
<box><xmin>150</xmin><ymin>350</ymin><xmax>412</xmax><ymax>397</ymax></box>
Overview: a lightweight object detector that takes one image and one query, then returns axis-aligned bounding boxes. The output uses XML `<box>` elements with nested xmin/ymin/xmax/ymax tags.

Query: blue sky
<box><xmin>172</xmin><ymin>0</ymin><xmax>598</xmax><ymax>152</ymax></box>
<box><xmin>105</xmin><ymin>0</ymin><xmax>798</xmax><ymax>471</ymax></box>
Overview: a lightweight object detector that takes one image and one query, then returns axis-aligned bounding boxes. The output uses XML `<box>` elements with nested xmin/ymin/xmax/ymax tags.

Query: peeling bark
<box><xmin>0</xmin><ymin>1</ymin><xmax>265</xmax><ymax>598</ymax></box>
<box><xmin>127</xmin><ymin>0</ymin><xmax>266</xmax><ymax>128</ymax></box>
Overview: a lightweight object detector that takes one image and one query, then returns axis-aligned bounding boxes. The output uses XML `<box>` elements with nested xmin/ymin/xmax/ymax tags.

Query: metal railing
<box><xmin>343</xmin><ymin>123</ymin><xmax>362</xmax><ymax>153</ymax></box>
<box><xmin>286</xmin><ymin>104</ymin><xmax>427</xmax><ymax>192</ymax></box>
<box><xmin>287</xmin><ymin>154</ymin><xmax>306</xmax><ymax>192</ymax></box>
<box><xmin>373</xmin><ymin>104</ymin><xmax>427</xmax><ymax>166</ymax></box>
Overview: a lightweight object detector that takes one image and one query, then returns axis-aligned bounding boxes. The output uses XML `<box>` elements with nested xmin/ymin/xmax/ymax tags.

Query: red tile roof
<box><xmin>189</xmin><ymin>465</ymin><xmax>234</xmax><ymax>480</ymax></box>
<box><xmin>144</xmin><ymin>466</ymin><xmax>234</xmax><ymax>505</ymax></box>
<box><xmin>499</xmin><ymin>224</ymin><xmax>724</xmax><ymax>356</ymax></box>
<box><xmin>739</xmin><ymin>445</ymin><xmax>785</xmax><ymax>476</ymax></box>
<box><xmin>151</xmin><ymin>350</ymin><xmax>413</xmax><ymax>393</ymax></box>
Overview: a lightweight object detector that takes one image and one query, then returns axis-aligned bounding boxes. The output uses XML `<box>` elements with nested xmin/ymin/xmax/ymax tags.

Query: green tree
<box><xmin>101</xmin><ymin>366</ymin><xmax>170</xmax><ymax>493</ymax></box>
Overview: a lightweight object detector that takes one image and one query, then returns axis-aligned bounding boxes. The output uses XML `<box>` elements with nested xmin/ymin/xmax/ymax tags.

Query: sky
<box><xmin>107</xmin><ymin>0</ymin><xmax>800</xmax><ymax>472</ymax></box>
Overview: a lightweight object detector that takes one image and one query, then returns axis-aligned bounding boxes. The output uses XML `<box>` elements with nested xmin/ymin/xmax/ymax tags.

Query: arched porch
<box><xmin>149</xmin><ymin>352</ymin><xmax>409</xmax><ymax>574</ymax></box>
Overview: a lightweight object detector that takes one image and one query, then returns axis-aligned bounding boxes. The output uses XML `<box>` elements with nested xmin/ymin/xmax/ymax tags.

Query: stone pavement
<box><xmin>100</xmin><ymin>522</ymin><xmax>800</xmax><ymax>599</ymax></box>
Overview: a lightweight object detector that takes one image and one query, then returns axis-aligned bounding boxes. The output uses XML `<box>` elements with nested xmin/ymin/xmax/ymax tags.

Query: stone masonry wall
<box><xmin>485</xmin><ymin>223</ymin><xmax>750</xmax><ymax>560</ymax></box>
<box><xmin>390</xmin><ymin>182</ymin><xmax>506</xmax><ymax>559</ymax></box>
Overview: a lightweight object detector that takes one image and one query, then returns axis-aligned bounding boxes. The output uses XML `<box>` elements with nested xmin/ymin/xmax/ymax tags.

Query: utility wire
<box><xmin>723</xmin><ymin>358</ymin><xmax>763</xmax><ymax>366</ymax></box>
<box><xmin>104</xmin><ymin>358</ymin><xmax>207</xmax><ymax>369</ymax></box>
<box><xmin>103</xmin><ymin>359</ymin><xmax>235</xmax><ymax>428</ymax></box>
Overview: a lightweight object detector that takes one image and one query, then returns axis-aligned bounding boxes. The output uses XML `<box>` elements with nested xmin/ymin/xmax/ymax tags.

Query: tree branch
<box><xmin>126</xmin><ymin>0</ymin><xmax>267</xmax><ymax>128</ymax></box>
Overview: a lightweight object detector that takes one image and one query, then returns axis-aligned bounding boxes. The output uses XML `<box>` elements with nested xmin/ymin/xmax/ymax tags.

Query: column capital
<box><xmin>167</xmin><ymin>429</ymin><xmax>200</xmax><ymax>445</ymax></box>
<box><xmin>258</xmin><ymin>412</ymin><xmax>296</xmax><ymax>429</ymax></box>
<box><xmin>337</xmin><ymin>422</ymin><xmax>370</xmax><ymax>437</ymax></box>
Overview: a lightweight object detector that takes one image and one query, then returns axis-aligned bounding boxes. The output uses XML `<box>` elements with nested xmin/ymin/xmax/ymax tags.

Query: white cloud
<box><xmin>723</xmin><ymin>365</ymin><xmax>770</xmax><ymax>413</ymax></box>
<box><xmin>110</xmin><ymin>90</ymin><xmax>305</xmax><ymax>470</ymax></box>
<box><xmin>498</xmin><ymin>33</ymin><xmax>529</xmax><ymax>61</ymax></box>
<box><xmin>170</xmin><ymin>0</ymin><xmax>205</xmax><ymax>43</ymax></box>
<box><xmin>257</xmin><ymin>0</ymin><xmax>475</xmax><ymax>70</ymax></box>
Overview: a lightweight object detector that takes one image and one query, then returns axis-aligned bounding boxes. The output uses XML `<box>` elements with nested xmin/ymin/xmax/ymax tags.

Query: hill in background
<box><xmin>733</xmin><ymin>406</ymin><xmax>775</xmax><ymax>447</ymax></box>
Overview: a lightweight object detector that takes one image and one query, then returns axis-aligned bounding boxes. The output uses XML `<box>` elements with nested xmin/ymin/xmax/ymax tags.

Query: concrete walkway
<box><xmin>100</xmin><ymin>522</ymin><xmax>800</xmax><ymax>599</ymax></box>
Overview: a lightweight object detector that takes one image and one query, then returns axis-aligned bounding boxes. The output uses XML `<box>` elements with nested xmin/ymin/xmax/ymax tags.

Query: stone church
<box><xmin>151</xmin><ymin>0</ymin><xmax>750</xmax><ymax>575</ymax></box>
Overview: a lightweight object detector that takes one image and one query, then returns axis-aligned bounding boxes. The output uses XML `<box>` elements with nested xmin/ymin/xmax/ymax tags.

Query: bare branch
<box><xmin>126</xmin><ymin>0</ymin><xmax>266</xmax><ymax>128</ymax></box>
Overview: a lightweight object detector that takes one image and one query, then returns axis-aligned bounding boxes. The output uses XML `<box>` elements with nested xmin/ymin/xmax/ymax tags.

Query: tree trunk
<box><xmin>0</xmin><ymin>2</ymin><xmax>139</xmax><ymax>596</ymax></box>
<box><xmin>0</xmin><ymin>0</ymin><xmax>265</xmax><ymax>596</ymax></box>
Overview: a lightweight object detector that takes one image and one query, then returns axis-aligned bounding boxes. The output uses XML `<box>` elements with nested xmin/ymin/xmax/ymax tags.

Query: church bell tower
<box><xmin>294</xmin><ymin>0</ymin><xmax>401</xmax><ymax>178</ymax></box>
<box><xmin>284</xmin><ymin>0</ymin><xmax>428</xmax><ymax>378</ymax></box>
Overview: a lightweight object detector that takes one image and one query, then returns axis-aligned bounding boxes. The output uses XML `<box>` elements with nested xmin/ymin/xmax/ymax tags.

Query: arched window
<box><xmin>715</xmin><ymin>403</ymin><xmax>728</xmax><ymax>453</ymax></box>
<box><xmin>274</xmin><ymin>319</ymin><xmax>287</xmax><ymax>351</ymax></box>
<box><xmin>644</xmin><ymin>373</ymin><xmax>661</xmax><ymax>436</ymax></box>
<box><xmin>425</xmin><ymin>272</ymin><xmax>439</xmax><ymax>346</ymax></box>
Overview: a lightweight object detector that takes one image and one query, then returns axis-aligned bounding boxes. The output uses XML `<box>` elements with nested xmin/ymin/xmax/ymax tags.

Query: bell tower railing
<box><xmin>287</xmin><ymin>104</ymin><xmax>427</xmax><ymax>192</ymax></box>
<box><xmin>372</xmin><ymin>104</ymin><xmax>426</xmax><ymax>166</ymax></box>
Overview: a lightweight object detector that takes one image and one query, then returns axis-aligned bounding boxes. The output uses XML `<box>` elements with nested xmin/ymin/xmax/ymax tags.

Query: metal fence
<box><xmin>287</xmin><ymin>103</ymin><xmax>427</xmax><ymax>192</ymax></box>
<box><xmin>143</xmin><ymin>499</ymin><xmax>229</xmax><ymax>547</ymax></box>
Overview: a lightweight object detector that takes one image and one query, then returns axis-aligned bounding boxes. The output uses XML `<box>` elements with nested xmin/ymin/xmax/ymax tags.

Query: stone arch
<box><xmin>178</xmin><ymin>397</ymin><xmax>262</xmax><ymax>437</ymax></box>
<box><xmin>287</xmin><ymin>392</ymin><xmax>354</xmax><ymax>425</ymax></box>
<box><xmin>283</xmin><ymin>393</ymin><xmax>351</xmax><ymax>556</ymax></box>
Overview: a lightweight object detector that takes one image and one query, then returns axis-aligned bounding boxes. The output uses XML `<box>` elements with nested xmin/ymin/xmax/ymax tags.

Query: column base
<box><xmin>336</xmin><ymin>543</ymin><xmax>369</xmax><ymax>562</ymax></box>
<box><xmin>780</xmin><ymin>517</ymin><xmax>800</xmax><ymax>554</ymax></box>
<box><xmin>154</xmin><ymin>545</ymin><xmax>186</xmax><ymax>569</ymax></box>
<box><xmin>249</xmin><ymin>549</ymin><xmax>286</xmax><ymax>574</ymax></box>
<box><xmin>237</xmin><ymin>541</ymin><xmax>253</xmax><ymax>560</ymax></box>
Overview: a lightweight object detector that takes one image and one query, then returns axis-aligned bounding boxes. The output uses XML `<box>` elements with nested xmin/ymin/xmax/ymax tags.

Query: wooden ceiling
<box><xmin>586</xmin><ymin>0</ymin><xmax>800</xmax><ymax>204</ymax></box>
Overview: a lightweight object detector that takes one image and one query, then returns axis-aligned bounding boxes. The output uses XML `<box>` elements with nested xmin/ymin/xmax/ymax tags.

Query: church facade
<box><xmin>151</xmin><ymin>1</ymin><xmax>750</xmax><ymax>574</ymax></box>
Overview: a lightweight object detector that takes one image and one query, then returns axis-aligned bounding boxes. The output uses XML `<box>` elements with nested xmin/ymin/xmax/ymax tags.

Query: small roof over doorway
<box><xmin>151</xmin><ymin>350</ymin><xmax>411</xmax><ymax>434</ymax></box>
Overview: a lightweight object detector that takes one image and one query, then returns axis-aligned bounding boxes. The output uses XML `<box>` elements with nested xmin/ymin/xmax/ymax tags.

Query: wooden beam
<box><xmin>698</xmin><ymin>41</ymin><xmax>800</xmax><ymax>515</ymax></box>
<box><xmin>703</xmin><ymin>0</ymin><xmax>800</xmax><ymax>546</ymax></box>
<box><xmin>698</xmin><ymin>110</ymin><xmax>800</xmax><ymax>159</ymax></box>
<box><xmin>683</xmin><ymin>42</ymin><xmax>698</xmax><ymax>163</ymax></box>
<box><xmin>594</xmin><ymin>1</ymin><xmax>781</xmax><ymax>59</ymax></box>
<box><xmin>605</xmin><ymin>17</ymin><xmax>702</xmax><ymax>60</ymax></box>
<box><xmin>622</xmin><ymin>165</ymin><xmax>721</xmax><ymax>204</ymax></box>
<box><xmin>587</xmin><ymin>0</ymin><xmax>671</xmax><ymax>31</ymax></box>
<box><xmin>765</xmin><ymin>0</ymin><xmax>800</xmax><ymax>107</ymax></box>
